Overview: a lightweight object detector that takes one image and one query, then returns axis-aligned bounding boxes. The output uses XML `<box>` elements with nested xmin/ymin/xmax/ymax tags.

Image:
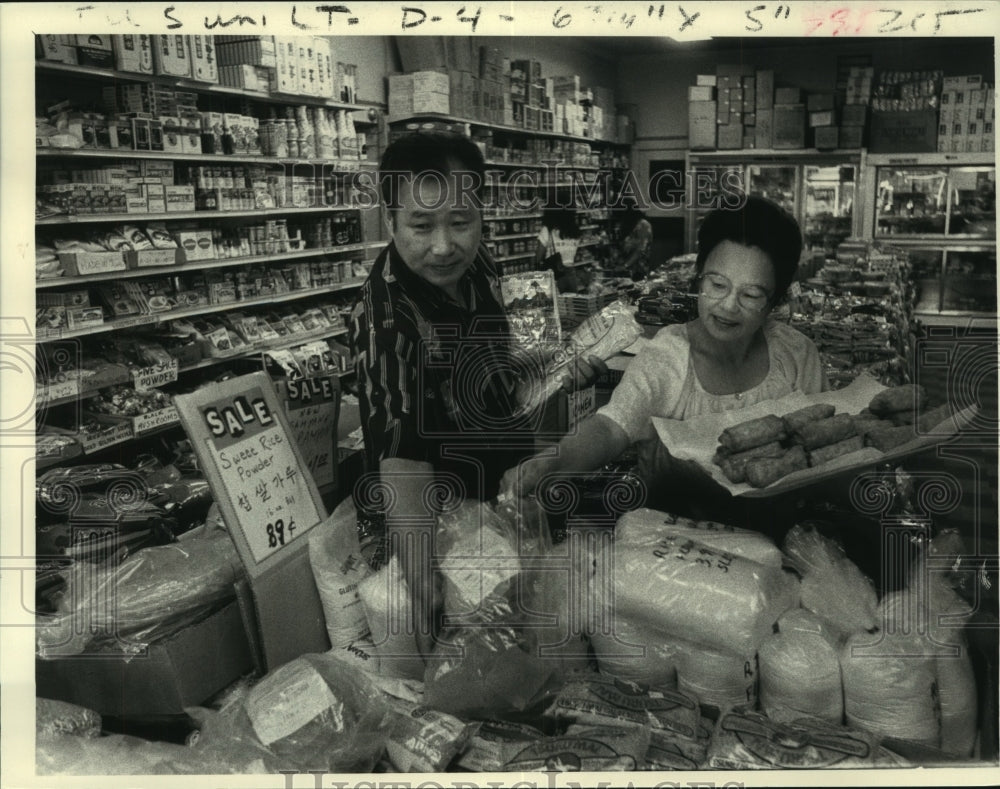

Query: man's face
<box><xmin>390</xmin><ymin>173</ymin><xmax>482</xmax><ymax>298</ymax></box>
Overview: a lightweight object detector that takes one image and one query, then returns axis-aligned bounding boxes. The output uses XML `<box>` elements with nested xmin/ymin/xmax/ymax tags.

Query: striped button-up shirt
<box><xmin>348</xmin><ymin>241</ymin><xmax>534</xmax><ymax>502</ymax></box>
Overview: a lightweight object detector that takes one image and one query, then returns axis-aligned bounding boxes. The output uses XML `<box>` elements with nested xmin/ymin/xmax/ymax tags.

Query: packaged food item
<box><xmin>589</xmin><ymin>616</ymin><xmax>679</xmax><ymax>689</ymax></box>
<box><xmin>357</xmin><ymin>554</ymin><xmax>425</xmax><ymax>681</ymax></box>
<box><xmin>503</xmin><ymin>724</ymin><xmax>649</xmax><ymax>772</ymax></box>
<box><xmin>516</xmin><ymin>300</ymin><xmax>641</xmax><ymax>415</ymax></box>
<box><xmin>545</xmin><ymin>673</ymin><xmax>700</xmax><ymax>739</ymax></box>
<box><xmin>144</xmin><ymin>222</ymin><xmax>178</xmax><ymax>249</ymax></box>
<box><xmin>841</xmin><ymin>593</ymin><xmax>941</xmax><ymax>748</ymax></box>
<box><xmin>238</xmin><ymin>651</ymin><xmax>388</xmax><ymax>772</ymax></box>
<box><xmin>612</xmin><ymin>533</ymin><xmax>800</xmax><ymax>655</ymax></box>
<box><xmin>642</xmin><ymin>722</ymin><xmax>711</xmax><ymax>770</ymax></box>
<box><xmin>758</xmin><ymin>628</ymin><xmax>843</xmax><ymax>723</ymax></box>
<box><xmin>615</xmin><ymin>507</ymin><xmax>783</xmax><ymax>567</ymax></box>
<box><xmin>456</xmin><ymin>720</ymin><xmax>546</xmax><ymax>772</ymax></box>
<box><xmin>782</xmin><ymin>523</ymin><xmax>846</xmax><ymax>577</ymax></box>
<box><xmin>121</xmin><ymin>224</ymin><xmax>155</xmax><ymax>250</ymax></box>
<box><xmin>308</xmin><ymin>496</ymin><xmax>373</xmax><ymax>649</ymax></box>
<box><xmin>707</xmin><ymin>705</ymin><xmax>909</xmax><ymax>769</ymax></box>
<box><xmin>674</xmin><ymin>639</ymin><xmax>757</xmax><ymax>717</ymax></box>
<box><xmin>800</xmin><ymin>557</ymin><xmax>878</xmax><ymax>637</ymax></box>
<box><xmin>383</xmin><ymin>702</ymin><xmax>477</xmax><ymax>772</ymax></box>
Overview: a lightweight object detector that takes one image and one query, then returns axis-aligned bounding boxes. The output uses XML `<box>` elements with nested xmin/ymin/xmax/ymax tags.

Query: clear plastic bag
<box><xmin>759</xmin><ymin>629</ymin><xmax>843</xmax><ymax>724</ymax></box>
<box><xmin>36</xmin><ymin>698</ymin><xmax>101</xmax><ymax>739</ymax></box>
<box><xmin>782</xmin><ymin>523</ymin><xmax>847</xmax><ymax>577</ymax></box>
<box><xmin>800</xmin><ymin>557</ymin><xmax>879</xmax><ymax>638</ymax></box>
<box><xmin>190</xmin><ymin>650</ymin><xmax>390</xmax><ymax>773</ymax></box>
<box><xmin>424</xmin><ymin>497</ymin><xmax>560</xmax><ymax>718</ymax></box>
<box><xmin>612</xmin><ymin>533</ymin><xmax>800</xmax><ymax>655</ymax></box>
<box><xmin>37</xmin><ymin>528</ymin><xmax>241</xmax><ymax>657</ymax></box>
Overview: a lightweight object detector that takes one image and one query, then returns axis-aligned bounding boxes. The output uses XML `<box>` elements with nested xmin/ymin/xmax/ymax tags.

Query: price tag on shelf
<box><xmin>131</xmin><ymin>359</ymin><xmax>179</xmax><ymax>390</ymax></box>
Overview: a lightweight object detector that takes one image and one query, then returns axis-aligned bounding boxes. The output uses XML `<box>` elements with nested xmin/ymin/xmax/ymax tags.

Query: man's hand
<box><xmin>499</xmin><ymin>453</ymin><xmax>558</xmax><ymax>501</ymax></box>
<box><xmin>559</xmin><ymin>353</ymin><xmax>608</xmax><ymax>393</ymax></box>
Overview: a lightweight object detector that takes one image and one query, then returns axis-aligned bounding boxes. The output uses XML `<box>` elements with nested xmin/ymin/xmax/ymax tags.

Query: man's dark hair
<box><xmin>378</xmin><ymin>132</ymin><xmax>486</xmax><ymax>213</ymax></box>
<box><xmin>695</xmin><ymin>195</ymin><xmax>803</xmax><ymax>303</ymax></box>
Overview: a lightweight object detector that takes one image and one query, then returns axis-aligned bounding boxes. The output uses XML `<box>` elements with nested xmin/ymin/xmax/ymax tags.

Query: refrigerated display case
<box><xmin>864</xmin><ymin>153</ymin><xmax>996</xmax><ymax>326</ymax></box>
<box><xmin>684</xmin><ymin>151</ymin><xmax>866</xmax><ymax>255</ymax></box>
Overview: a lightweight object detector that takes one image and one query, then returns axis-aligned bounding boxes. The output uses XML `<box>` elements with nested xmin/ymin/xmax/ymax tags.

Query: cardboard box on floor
<box><xmin>37</xmin><ymin>371</ymin><xmax>336</xmax><ymax>716</ymax></box>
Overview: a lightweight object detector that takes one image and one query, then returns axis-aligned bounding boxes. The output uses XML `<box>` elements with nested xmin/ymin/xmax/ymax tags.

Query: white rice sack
<box><xmin>308</xmin><ymin>497</ymin><xmax>372</xmax><ymax>648</ymax></box>
<box><xmin>936</xmin><ymin>643</ymin><xmax>978</xmax><ymax>757</ymax></box>
<box><xmin>759</xmin><ymin>630</ymin><xmax>843</xmax><ymax>724</ymax></box>
<box><xmin>911</xmin><ymin>574</ymin><xmax>977</xmax><ymax>757</ymax></box>
<box><xmin>800</xmin><ymin>557</ymin><xmax>878</xmax><ymax>638</ymax></box>
<box><xmin>615</xmin><ymin>508</ymin><xmax>783</xmax><ymax>567</ymax></box>
<box><xmin>782</xmin><ymin>523</ymin><xmax>846</xmax><ymax>576</ymax></box>
<box><xmin>776</xmin><ymin>607</ymin><xmax>842</xmax><ymax>647</ymax></box>
<box><xmin>357</xmin><ymin>555</ymin><xmax>425</xmax><ymax>681</ymax></box>
<box><xmin>674</xmin><ymin>639</ymin><xmax>757</xmax><ymax>716</ymax></box>
<box><xmin>613</xmin><ymin>534</ymin><xmax>800</xmax><ymax>655</ymax></box>
<box><xmin>841</xmin><ymin>593</ymin><xmax>941</xmax><ymax>748</ymax></box>
<box><xmin>589</xmin><ymin>616</ymin><xmax>679</xmax><ymax>688</ymax></box>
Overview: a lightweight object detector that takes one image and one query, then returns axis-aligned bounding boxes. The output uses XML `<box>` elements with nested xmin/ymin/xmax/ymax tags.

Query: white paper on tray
<box><xmin>651</xmin><ymin>375</ymin><xmax>973</xmax><ymax>498</ymax></box>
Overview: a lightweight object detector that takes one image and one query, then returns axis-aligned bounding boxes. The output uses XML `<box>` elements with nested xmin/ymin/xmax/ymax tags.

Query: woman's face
<box><xmin>697</xmin><ymin>240</ymin><xmax>776</xmax><ymax>344</ymax></box>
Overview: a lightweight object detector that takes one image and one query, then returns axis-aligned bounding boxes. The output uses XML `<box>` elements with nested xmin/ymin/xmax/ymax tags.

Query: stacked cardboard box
<box><xmin>715</xmin><ymin>65</ymin><xmax>754</xmax><ymax>150</ymax></box>
<box><xmin>938</xmin><ymin>76</ymin><xmax>995</xmax><ymax>153</ymax></box>
<box><xmin>755</xmin><ymin>70</ymin><xmax>773</xmax><ymax>149</ymax></box>
<box><xmin>807</xmin><ymin>93</ymin><xmax>838</xmax><ymax>149</ymax></box>
<box><xmin>869</xmin><ymin>70</ymin><xmax>944</xmax><ymax>153</ymax></box>
<box><xmin>688</xmin><ymin>77</ymin><xmax>716</xmax><ymax>150</ymax></box>
<box><xmin>845</xmin><ymin>66</ymin><xmax>874</xmax><ymax>105</ymax></box>
<box><xmin>772</xmin><ymin>86</ymin><xmax>805</xmax><ymax>149</ymax></box>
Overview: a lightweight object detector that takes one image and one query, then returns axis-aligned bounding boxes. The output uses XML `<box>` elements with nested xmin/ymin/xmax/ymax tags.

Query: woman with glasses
<box><xmin>499</xmin><ymin>196</ymin><xmax>828</xmax><ymax>517</ymax></box>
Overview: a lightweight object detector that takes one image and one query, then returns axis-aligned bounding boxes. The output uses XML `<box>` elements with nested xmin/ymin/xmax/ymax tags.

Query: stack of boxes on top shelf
<box><xmin>389</xmin><ymin>38</ymin><xmax>627</xmax><ymax>142</ymax></box>
<box><xmin>214</xmin><ymin>36</ymin><xmax>358</xmax><ymax>103</ymax></box>
<box><xmin>689</xmin><ymin>63</ymin><xmax>874</xmax><ymax>152</ymax></box>
<box><xmin>938</xmin><ymin>75</ymin><xmax>995</xmax><ymax>154</ymax></box>
<box><xmin>868</xmin><ymin>70</ymin><xmax>943</xmax><ymax>153</ymax></box>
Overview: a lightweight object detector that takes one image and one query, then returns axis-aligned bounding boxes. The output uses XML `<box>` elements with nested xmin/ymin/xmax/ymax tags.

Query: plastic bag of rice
<box><xmin>589</xmin><ymin>615</ymin><xmax>679</xmax><ymax>689</ymax></box>
<box><xmin>758</xmin><ymin>628</ymin><xmax>843</xmax><ymax>724</ymax></box>
<box><xmin>616</xmin><ymin>508</ymin><xmax>783</xmax><ymax>567</ymax></box>
<box><xmin>612</xmin><ymin>533</ymin><xmax>800</xmax><ymax>655</ymax></box>
<box><xmin>502</xmin><ymin>724</ymin><xmax>649</xmax><ymax>772</ymax></box>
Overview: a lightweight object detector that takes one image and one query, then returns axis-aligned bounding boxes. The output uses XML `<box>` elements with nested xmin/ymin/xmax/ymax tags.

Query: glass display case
<box><xmin>804</xmin><ymin>165</ymin><xmax>857</xmax><ymax>252</ymax></box>
<box><xmin>685</xmin><ymin>151</ymin><xmax>865</xmax><ymax>255</ymax></box>
<box><xmin>866</xmin><ymin>153</ymin><xmax>995</xmax><ymax>325</ymax></box>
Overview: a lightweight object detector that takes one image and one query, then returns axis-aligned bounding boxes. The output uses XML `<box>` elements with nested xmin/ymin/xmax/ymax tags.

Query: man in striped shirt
<box><xmin>348</xmin><ymin>132</ymin><xmax>602</xmax><ymax>658</ymax></box>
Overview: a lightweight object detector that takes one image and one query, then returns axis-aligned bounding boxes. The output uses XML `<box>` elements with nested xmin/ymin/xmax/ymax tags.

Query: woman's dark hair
<box><xmin>378</xmin><ymin>132</ymin><xmax>486</xmax><ymax>213</ymax></box>
<box><xmin>695</xmin><ymin>195</ymin><xmax>802</xmax><ymax>303</ymax></box>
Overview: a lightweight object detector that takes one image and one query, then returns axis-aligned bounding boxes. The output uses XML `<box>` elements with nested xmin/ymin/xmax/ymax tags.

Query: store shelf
<box><xmin>41</xmin><ymin>328</ymin><xmax>353</xmax><ymax>409</ymax></box>
<box><xmin>37</xmin><ymin>205</ymin><xmax>358</xmax><ymax>226</ymax></box>
<box><xmin>36</xmin><ymin>61</ymin><xmax>376</xmax><ymax>116</ymax></box>
<box><xmin>485</xmin><ymin>232</ymin><xmax>538</xmax><ymax>242</ymax></box>
<box><xmin>37</xmin><ymin>147</ymin><xmax>377</xmax><ymax>169</ymax></box>
<box><xmin>36</xmin><ymin>243</ymin><xmax>383</xmax><ymax>288</ymax></box>
<box><xmin>37</xmin><ymin>280</ymin><xmax>366</xmax><ymax>341</ymax></box>
<box><xmin>389</xmin><ymin>112</ymin><xmax>619</xmax><ymax>145</ymax></box>
<box><xmin>485</xmin><ymin>160</ymin><xmax>601</xmax><ymax>171</ymax></box>
<box><xmin>916</xmin><ymin>312</ymin><xmax>998</xmax><ymax>329</ymax></box>
<box><xmin>691</xmin><ymin>148</ymin><xmax>865</xmax><ymax>161</ymax></box>
<box><xmin>483</xmin><ymin>213</ymin><xmax>542</xmax><ymax>221</ymax></box>
<box><xmin>494</xmin><ymin>251</ymin><xmax>535</xmax><ymax>263</ymax></box>
<box><xmin>866</xmin><ymin>151</ymin><xmax>995</xmax><ymax>167</ymax></box>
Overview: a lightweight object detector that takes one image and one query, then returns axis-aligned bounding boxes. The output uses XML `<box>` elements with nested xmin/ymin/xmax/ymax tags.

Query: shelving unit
<box><xmin>34</xmin><ymin>47</ymin><xmax>383</xmax><ymax>469</ymax></box>
<box><xmin>684</xmin><ymin>149</ymin><xmax>868</xmax><ymax>255</ymax></box>
<box><xmin>864</xmin><ymin>152</ymin><xmax>996</xmax><ymax>326</ymax></box>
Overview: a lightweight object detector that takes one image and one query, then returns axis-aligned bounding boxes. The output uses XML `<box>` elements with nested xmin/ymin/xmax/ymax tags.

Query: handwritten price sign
<box><xmin>174</xmin><ymin>373</ymin><xmax>325</xmax><ymax>576</ymax></box>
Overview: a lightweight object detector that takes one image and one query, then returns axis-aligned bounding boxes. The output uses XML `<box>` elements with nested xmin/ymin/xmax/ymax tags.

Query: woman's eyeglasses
<box><xmin>696</xmin><ymin>272</ymin><xmax>772</xmax><ymax>313</ymax></box>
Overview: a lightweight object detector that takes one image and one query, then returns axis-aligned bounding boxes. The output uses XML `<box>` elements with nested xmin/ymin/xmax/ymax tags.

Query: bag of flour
<box><xmin>309</xmin><ymin>497</ymin><xmax>373</xmax><ymax>648</ymax></box>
